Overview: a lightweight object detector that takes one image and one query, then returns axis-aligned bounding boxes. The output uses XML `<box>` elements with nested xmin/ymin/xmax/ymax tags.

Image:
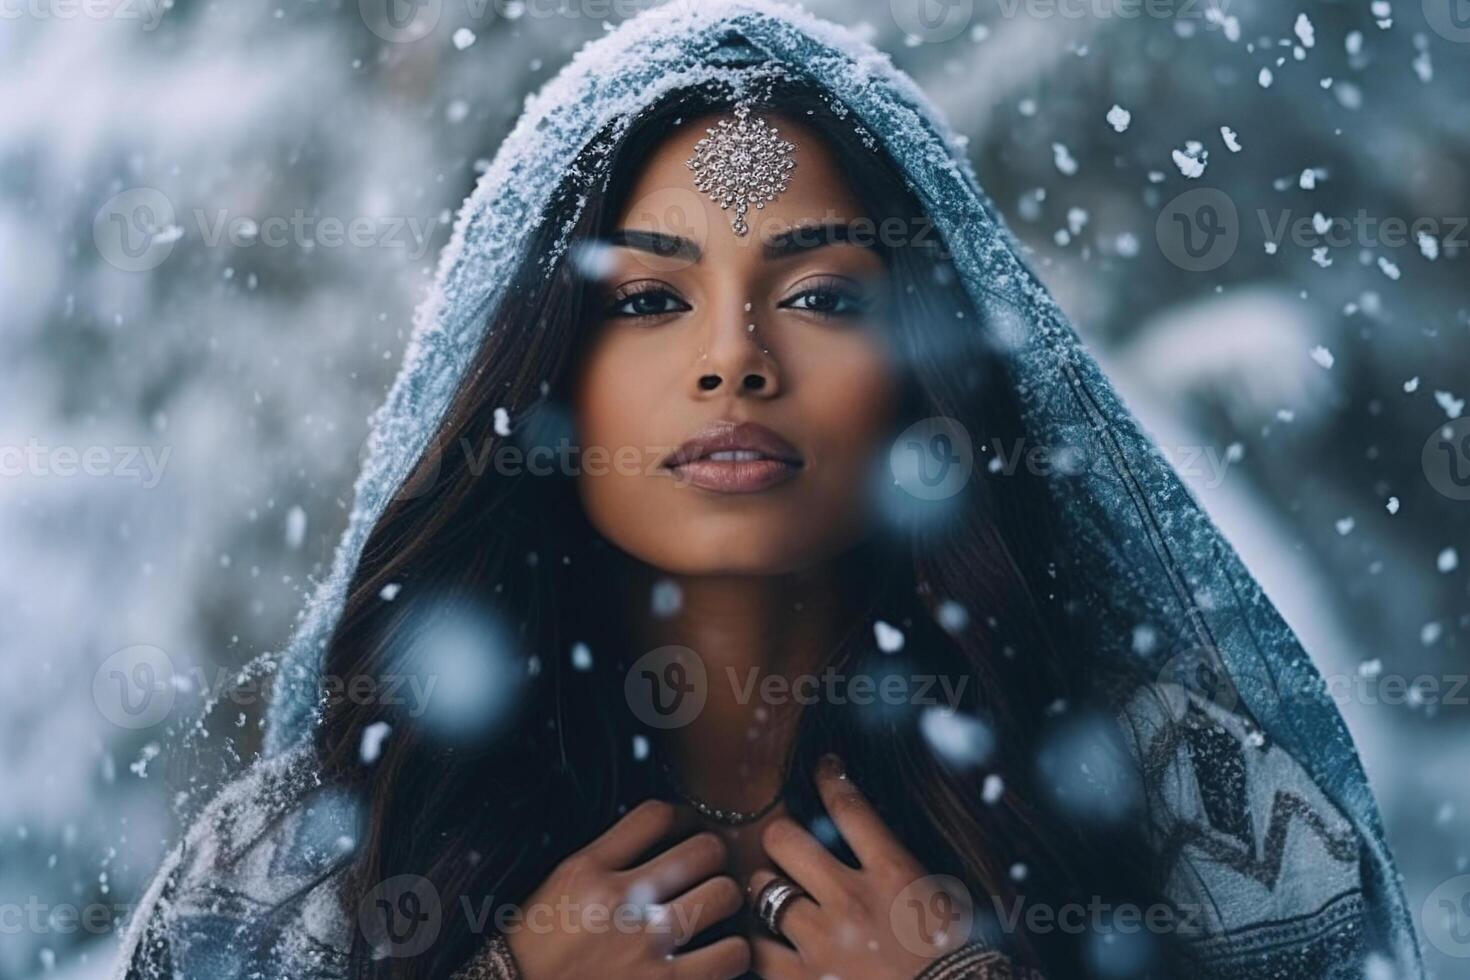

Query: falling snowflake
<box><xmin>1434</xmin><ymin>390</ymin><xmax>1466</xmax><ymax>419</ymax></box>
<box><xmin>1294</xmin><ymin>14</ymin><xmax>1316</xmax><ymax>49</ymax></box>
<box><xmin>1437</xmin><ymin>548</ymin><xmax>1459</xmax><ymax>573</ymax></box>
<box><xmin>936</xmin><ymin>599</ymin><xmax>970</xmax><ymax>635</ymax></box>
<box><xmin>919</xmin><ymin>707</ymin><xmax>994</xmax><ymax>767</ymax></box>
<box><xmin>873</xmin><ymin>619</ymin><xmax>906</xmax><ymax>653</ymax></box>
<box><xmin>1413</xmin><ymin>48</ymin><xmax>1433</xmax><ymax>84</ymax></box>
<box><xmin>360</xmin><ymin>721</ymin><xmax>391</xmax><ymax>764</ymax></box>
<box><xmin>1171</xmin><ymin>145</ymin><xmax>1206</xmax><ymax>178</ymax></box>
<box><xmin>651</xmin><ymin>579</ymin><xmax>682</xmax><ymax>617</ymax></box>
<box><xmin>285</xmin><ymin>505</ymin><xmax>307</xmax><ymax>549</ymax></box>
<box><xmin>1106</xmin><ymin>105</ymin><xmax>1131</xmax><ymax>133</ymax></box>
<box><xmin>1052</xmin><ymin>143</ymin><xmax>1078</xmax><ymax>176</ymax></box>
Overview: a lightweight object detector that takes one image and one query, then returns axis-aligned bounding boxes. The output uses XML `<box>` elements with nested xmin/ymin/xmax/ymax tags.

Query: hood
<box><xmin>260</xmin><ymin>1</ymin><xmax>1420</xmax><ymax>971</ymax></box>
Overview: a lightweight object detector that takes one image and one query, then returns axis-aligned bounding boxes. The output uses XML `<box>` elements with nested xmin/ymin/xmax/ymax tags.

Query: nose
<box><xmin>693</xmin><ymin>306</ymin><xmax>781</xmax><ymax>398</ymax></box>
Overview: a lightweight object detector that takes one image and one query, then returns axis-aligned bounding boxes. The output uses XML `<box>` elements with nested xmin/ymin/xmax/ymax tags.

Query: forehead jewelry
<box><xmin>686</xmin><ymin>104</ymin><xmax>797</xmax><ymax>237</ymax></box>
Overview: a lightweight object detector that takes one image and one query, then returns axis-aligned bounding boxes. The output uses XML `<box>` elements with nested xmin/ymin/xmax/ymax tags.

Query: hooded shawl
<box><xmin>114</xmin><ymin>3</ymin><xmax>1422</xmax><ymax>978</ymax></box>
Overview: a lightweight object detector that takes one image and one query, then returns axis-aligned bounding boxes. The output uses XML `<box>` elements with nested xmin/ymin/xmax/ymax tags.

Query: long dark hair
<box><xmin>317</xmin><ymin>81</ymin><xmax>1174</xmax><ymax>980</ymax></box>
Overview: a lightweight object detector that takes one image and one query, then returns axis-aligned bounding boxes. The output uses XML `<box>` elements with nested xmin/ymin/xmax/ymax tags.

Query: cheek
<box><xmin>797</xmin><ymin>338</ymin><xmax>901</xmax><ymax>480</ymax></box>
<box><xmin>570</xmin><ymin>333</ymin><xmax>676</xmax><ymax>535</ymax></box>
<box><xmin>574</xmin><ymin>326</ymin><xmax>681</xmax><ymax>451</ymax></box>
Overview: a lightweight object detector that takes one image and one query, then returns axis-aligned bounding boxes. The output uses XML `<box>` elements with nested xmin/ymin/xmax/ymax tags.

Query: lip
<box><xmin>661</xmin><ymin>420</ymin><xmax>804</xmax><ymax>493</ymax></box>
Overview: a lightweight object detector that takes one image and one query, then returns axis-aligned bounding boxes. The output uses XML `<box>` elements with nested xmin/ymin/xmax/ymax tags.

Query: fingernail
<box><xmin>819</xmin><ymin>753</ymin><xmax>845</xmax><ymax>776</ymax></box>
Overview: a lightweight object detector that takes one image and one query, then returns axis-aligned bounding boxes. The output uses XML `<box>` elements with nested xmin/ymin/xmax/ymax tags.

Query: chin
<box><xmin>694</xmin><ymin>555</ymin><xmax>816</xmax><ymax>577</ymax></box>
<box><xmin>642</xmin><ymin>538</ymin><xmax>818</xmax><ymax>577</ymax></box>
<box><xmin>582</xmin><ymin>493</ymin><xmax>871</xmax><ymax>576</ymax></box>
<box><xmin>638</xmin><ymin>521</ymin><xmax>865</xmax><ymax>577</ymax></box>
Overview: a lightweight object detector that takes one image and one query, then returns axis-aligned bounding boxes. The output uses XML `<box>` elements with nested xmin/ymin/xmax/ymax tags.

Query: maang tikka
<box><xmin>686</xmin><ymin>104</ymin><xmax>797</xmax><ymax>237</ymax></box>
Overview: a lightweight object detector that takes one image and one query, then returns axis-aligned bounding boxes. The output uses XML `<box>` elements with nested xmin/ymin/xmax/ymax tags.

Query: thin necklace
<box><xmin>658</xmin><ymin>759</ymin><xmax>785</xmax><ymax>827</ymax></box>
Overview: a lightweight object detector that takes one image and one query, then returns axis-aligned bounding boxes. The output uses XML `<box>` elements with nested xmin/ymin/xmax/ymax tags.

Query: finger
<box><xmin>747</xmin><ymin>867</ymin><xmax>823</xmax><ymax>952</ymax></box>
<box><xmin>670</xmin><ymin>936</ymin><xmax>751</xmax><ymax>980</ymax></box>
<box><xmin>750</xmin><ymin>937</ymin><xmax>804</xmax><ymax>980</ymax></box>
<box><xmin>662</xmin><ymin>875</ymin><xmax>743</xmax><ymax>948</ymax></box>
<box><xmin>814</xmin><ymin>754</ymin><xmax>914</xmax><ymax>871</ymax></box>
<box><xmin>758</xmin><ymin>817</ymin><xmax>850</xmax><ymax>904</ymax></box>
<box><xmin>624</xmin><ymin>831</ymin><xmax>727</xmax><ymax>902</ymax></box>
<box><xmin>585</xmin><ymin>800</ymin><xmax>698</xmax><ymax>869</ymax></box>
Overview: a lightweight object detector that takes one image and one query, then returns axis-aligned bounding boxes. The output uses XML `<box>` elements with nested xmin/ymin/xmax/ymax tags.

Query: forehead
<box><xmin>614</xmin><ymin>110</ymin><xmax>868</xmax><ymax>237</ymax></box>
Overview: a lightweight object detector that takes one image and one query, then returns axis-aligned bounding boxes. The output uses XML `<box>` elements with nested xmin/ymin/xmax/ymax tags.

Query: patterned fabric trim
<box><xmin>1185</xmin><ymin>889</ymin><xmax>1368</xmax><ymax>979</ymax></box>
<box><xmin>915</xmin><ymin>943</ymin><xmax>1039</xmax><ymax>980</ymax></box>
<box><xmin>451</xmin><ymin>934</ymin><xmax>521</xmax><ymax>980</ymax></box>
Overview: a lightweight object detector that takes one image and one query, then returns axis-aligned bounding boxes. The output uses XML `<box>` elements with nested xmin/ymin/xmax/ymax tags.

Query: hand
<box><xmin>748</xmin><ymin>755</ymin><xmax>971</xmax><ymax>980</ymax></box>
<box><xmin>506</xmin><ymin>800</ymin><xmax>750</xmax><ymax>980</ymax></box>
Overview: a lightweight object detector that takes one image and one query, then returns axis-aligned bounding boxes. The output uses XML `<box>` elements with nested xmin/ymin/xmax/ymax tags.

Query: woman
<box><xmin>116</xmin><ymin>4</ymin><xmax>1423</xmax><ymax>980</ymax></box>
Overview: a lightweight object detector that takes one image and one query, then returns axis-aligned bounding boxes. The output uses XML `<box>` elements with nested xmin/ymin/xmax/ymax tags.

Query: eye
<box><xmin>604</xmin><ymin>283</ymin><xmax>691</xmax><ymax>319</ymax></box>
<box><xmin>779</xmin><ymin>279</ymin><xmax>871</xmax><ymax>319</ymax></box>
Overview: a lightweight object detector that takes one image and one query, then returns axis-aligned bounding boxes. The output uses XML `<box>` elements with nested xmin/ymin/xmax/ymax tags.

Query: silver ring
<box><xmin>756</xmin><ymin>876</ymin><xmax>806</xmax><ymax>937</ymax></box>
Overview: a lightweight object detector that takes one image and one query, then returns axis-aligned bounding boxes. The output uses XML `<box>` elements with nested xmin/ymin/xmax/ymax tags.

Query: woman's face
<box><xmin>572</xmin><ymin>112</ymin><xmax>901</xmax><ymax>576</ymax></box>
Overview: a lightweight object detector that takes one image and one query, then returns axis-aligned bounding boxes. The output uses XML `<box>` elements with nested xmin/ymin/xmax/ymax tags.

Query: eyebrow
<box><xmin>763</xmin><ymin>222</ymin><xmax>876</xmax><ymax>259</ymax></box>
<box><xmin>605</xmin><ymin>229</ymin><xmax>702</xmax><ymax>262</ymax></box>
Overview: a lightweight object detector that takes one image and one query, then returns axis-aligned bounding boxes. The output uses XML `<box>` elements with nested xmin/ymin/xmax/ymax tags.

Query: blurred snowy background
<box><xmin>2</xmin><ymin>0</ymin><xmax>1467</xmax><ymax>976</ymax></box>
